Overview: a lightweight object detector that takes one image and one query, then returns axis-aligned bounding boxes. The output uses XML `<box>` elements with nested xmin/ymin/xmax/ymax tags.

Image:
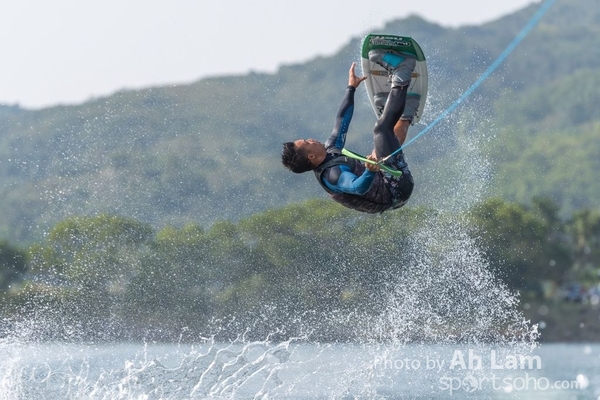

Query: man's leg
<box><xmin>369</xmin><ymin>51</ymin><xmax>417</xmax><ymax>207</ymax></box>
<box><xmin>369</xmin><ymin>51</ymin><xmax>416</xmax><ymax>158</ymax></box>
<box><xmin>374</xmin><ymin>87</ymin><xmax>415</xmax><ymax>207</ymax></box>
<box><xmin>373</xmin><ymin>85</ymin><xmax>407</xmax><ymax>158</ymax></box>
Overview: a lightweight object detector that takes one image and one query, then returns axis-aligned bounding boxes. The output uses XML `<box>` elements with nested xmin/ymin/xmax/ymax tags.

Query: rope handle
<box><xmin>341</xmin><ymin>148</ymin><xmax>403</xmax><ymax>177</ymax></box>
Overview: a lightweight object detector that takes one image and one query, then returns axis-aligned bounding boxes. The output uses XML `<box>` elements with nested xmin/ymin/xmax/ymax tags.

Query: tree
<box><xmin>0</xmin><ymin>241</ymin><xmax>26</xmax><ymax>290</ymax></box>
<box><xmin>567</xmin><ymin>208</ymin><xmax>600</xmax><ymax>277</ymax></box>
<box><xmin>25</xmin><ymin>214</ymin><xmax>153</xmax><ymax>340</ymax></box>
<box><xmin>122</xmin><ymin>223</ymin><xmax>214</xmax><ymax>339</ymax></box>
<box><xmin>469</xmin><ymin>198</ymin><xmax>571</xmax><ymax>293</ymax></box>
<box><xmin>41</xmin><ymin>214</ymin><xmax>153</xmax><ymax>288</ymax></box>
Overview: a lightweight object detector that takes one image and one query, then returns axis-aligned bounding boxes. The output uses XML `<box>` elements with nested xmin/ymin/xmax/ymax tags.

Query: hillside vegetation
<box><xmin>2</xmin><ymin>197</ymin><xmax>598</xmax><ymax>342</ymax></box>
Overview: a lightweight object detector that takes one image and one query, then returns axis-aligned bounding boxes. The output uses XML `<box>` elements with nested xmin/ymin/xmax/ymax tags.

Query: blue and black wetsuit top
<box><xmin>313</xmin><ymin>86</ymin><xmax>395</xmax><ymax>213</ymax></box>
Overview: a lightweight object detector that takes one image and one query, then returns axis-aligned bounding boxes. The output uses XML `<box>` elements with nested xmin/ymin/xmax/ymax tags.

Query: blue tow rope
<box><xmin>382</xmin><ymin>0</ymin><xmax>558</xmax><ymax>162</ymax></box>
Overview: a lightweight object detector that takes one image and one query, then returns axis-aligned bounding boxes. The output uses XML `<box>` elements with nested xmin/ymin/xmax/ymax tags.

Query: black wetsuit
<box><xmin>313</xmin><ymin>85</ymin><xmax>414</xmax><ymax>213</ymax></box>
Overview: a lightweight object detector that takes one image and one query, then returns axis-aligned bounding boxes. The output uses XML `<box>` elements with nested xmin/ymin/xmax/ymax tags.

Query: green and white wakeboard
<box><xmin>360</xmin><ymin>33</ymin><xmax>428</xmax><ymax>123</ymax></box>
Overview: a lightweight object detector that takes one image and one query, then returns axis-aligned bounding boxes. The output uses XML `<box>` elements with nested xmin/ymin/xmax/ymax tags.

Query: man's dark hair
<box><xmin>281</xmin><ymin>142</ymin><xmax>315</xmax><ymax>173</ymax></box>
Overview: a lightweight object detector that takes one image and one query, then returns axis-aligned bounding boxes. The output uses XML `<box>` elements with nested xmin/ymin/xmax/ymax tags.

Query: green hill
<box><xmin>1</xmin><ymin>0</ymin><xmax>599</xmax><ymax>243</ymax></box>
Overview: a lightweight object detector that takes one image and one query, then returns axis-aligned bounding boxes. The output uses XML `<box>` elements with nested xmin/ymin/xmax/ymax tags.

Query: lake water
<box><xmin>1</xmin><ymin>341</ymin><xmax>598</xmax><ymax>399</ymax></box>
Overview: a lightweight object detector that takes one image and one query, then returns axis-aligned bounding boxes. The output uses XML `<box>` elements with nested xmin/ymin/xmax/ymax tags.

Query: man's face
<box><xmin>293</xmin><ymin>139</ymin><xmax>326</xmax><ymax>165</ymax></box>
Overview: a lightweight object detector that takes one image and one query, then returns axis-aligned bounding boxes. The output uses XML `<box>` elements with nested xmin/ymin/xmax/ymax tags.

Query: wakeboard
<box><xmin>360</xmin><ymin>34</ymin><xmax>428</xmax><ymax>123</ymax></box>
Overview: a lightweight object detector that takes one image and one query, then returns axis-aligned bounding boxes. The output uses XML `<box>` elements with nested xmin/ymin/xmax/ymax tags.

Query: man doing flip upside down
<box><xmin>281</xmin><ymin>50</ymin><xmax>420</xmax><ymax>213</ymax></box>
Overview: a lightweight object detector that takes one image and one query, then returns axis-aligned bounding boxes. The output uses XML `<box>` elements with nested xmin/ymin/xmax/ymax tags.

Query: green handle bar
<box><xmin>341</xmin><ymin>148</ymin><xmax>402</xmax><ymax>177</ymax></box>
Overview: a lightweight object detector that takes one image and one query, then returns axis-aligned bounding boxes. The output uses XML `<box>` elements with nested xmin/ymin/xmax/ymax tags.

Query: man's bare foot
<box><xmin>393</xmin><ymin>119</ymin><xmax>411</xmax><ymax>145</ymax></box>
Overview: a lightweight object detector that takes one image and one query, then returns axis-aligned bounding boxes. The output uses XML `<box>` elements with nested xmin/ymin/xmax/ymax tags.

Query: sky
<box><xmin>1</xmin><ymin>0</ymin><xmax>537</xmax><ymax>109</ymax></box>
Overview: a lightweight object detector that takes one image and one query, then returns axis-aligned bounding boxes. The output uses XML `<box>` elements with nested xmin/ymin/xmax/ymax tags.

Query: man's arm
<box><xmin>323</xmin><ymin>164</ymin><xmax>376</xmax><ymax>195</ymax></box>
<box><xmin>322</xmin><ymin>63</ymin><xmax>378</xmax><ymax>195</ymax></box>
<box><xmin>324</xmin><ymin>86</ymin><xmax>355</xmax><ymax>150</ymax></box>
<box><xmin>324</xmin><ymin>63</ymin><xmax>367</xmax><ymax>150</ymax></box>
